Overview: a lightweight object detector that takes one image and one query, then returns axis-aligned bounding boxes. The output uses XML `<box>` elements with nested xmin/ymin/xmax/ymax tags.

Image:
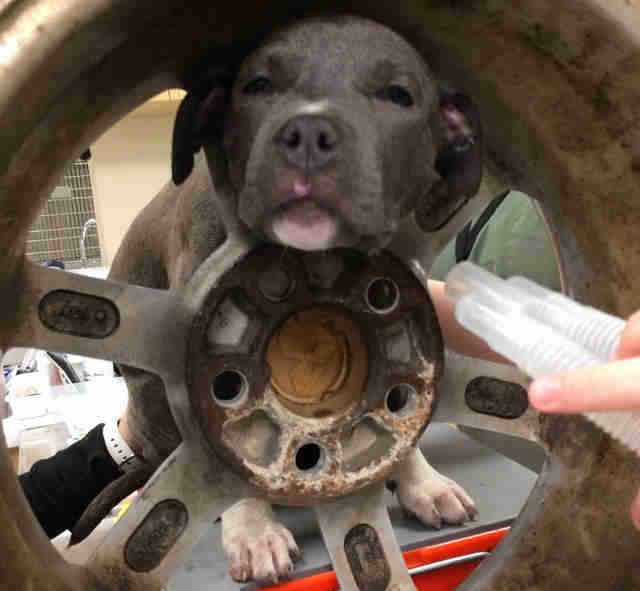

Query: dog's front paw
<box><xmin>391</xmin><ymin>448</ymin><xmax>477</xmax><ymax>529</ymax></box>
<box><xmin>221</xmin><ymin>498</ymin><xmax>300</xmax><ymax>585</ymax></box>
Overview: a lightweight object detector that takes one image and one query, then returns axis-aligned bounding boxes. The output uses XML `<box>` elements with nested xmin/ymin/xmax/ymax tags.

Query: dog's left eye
<box><xmin>243</xmin><ymin>76</ymin><xmax>273</xmax><ymax>95</ymax></box>
<box><xmin>378</xmin><ymin>85</ymin><xmax>414</xmax><ymax>107</ymax></box>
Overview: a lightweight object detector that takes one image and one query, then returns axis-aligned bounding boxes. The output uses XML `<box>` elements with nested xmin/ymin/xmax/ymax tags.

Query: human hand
<box><xmin>117</xmin><ymin>411</ymin><xmax>144</xmax><ymax>458</ymax></box>
<box><xmin>528</xmin><ymin>310</ymin><xmax>640</xmax><ymax>530</ymax></box>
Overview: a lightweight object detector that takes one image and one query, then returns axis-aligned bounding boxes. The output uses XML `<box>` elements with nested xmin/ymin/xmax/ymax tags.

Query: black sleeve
<box><xmin>19</xmin><ymin>423</ymin><xmax>121</xmax><ymax>539</ymax></box>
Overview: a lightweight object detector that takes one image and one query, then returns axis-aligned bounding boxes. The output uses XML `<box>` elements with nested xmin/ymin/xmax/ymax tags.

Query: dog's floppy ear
<box><xmin>172</xmin><ymin>68</ymin><xmax>233</xmax><ymax>185</ymax></box>
<box><xmin>417</xmin><ymin>86</ymin><xmax>483</xmax><ymax>232</ymax></box>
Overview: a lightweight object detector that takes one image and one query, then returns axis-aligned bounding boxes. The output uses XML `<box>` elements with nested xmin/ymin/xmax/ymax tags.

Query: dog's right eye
<box><xmin>378</xmin><ymin>85</ymin><xmax>414</xmax><ymax>107</ymax></box>
<box><xmin>242</xmin><ymin>76</ymin><xmax>272</xmax><ymax>95</ymax></box>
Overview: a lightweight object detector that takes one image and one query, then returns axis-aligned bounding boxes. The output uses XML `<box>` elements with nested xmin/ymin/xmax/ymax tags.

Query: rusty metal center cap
<box><xmin>188</xmin><ymin>245</ymin><xmax>442</xmax><ymax>504</ymax></box>
<box><xmin>266</xmin><ymin>306</ymin><xmax>368</xmax><ymax>413</ymax></box>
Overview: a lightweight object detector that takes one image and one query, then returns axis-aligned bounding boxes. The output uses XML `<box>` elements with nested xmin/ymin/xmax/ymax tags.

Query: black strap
<box><xmin>46</xmin><ymin>351</ymin><xmax>81</xmax><ymax>383</ymax></box>
<box><xmin>455</xmin><ymin>190</ymin><xmax>510</xmax><ymax>263</ymax></box>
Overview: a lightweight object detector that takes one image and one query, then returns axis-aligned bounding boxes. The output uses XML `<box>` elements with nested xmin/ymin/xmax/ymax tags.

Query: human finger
<box><xmin>529</xmin><ymin>357</ymin><xmax>640</xmax><ymax>413</ymax></box>
<box><xmin>614</xmin><ymin>310</ymin><xmax>640</xmax><ymax>360</ymax></box>
<box><xmin>632</xmin><ymin>489</ymin><xmax>640</xmax><ymax>531</ymax></box>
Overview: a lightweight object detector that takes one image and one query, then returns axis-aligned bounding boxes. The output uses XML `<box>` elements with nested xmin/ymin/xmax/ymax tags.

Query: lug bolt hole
<box><xmin>385</xmin><ymin>384</ymin><xmax>416</xmax><ymax>415</ymax></box>
<box><xmin>212</xmin><ymin>370</ymin><xmax>248</xmax><ymax>407</ymax></box>
<box><xmin>295</xmin><ymin>443</ymin><xmax>324</xmax><ymax>472</ymax></box>
<box><xmin>366</xmin><ymin>277</ymin><xmax>399</xmax><ymax>314</ymax></box>
<box><xmin>259</xmin><ymin>266</ymin><xmax>295</xmax><ymax>302</ymax></box>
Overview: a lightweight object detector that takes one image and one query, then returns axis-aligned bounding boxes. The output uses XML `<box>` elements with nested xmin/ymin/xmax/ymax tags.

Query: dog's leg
<box><xmin>222</xmin><ymin>498</ymin><xmax>300</xmax><ymax>584</ymax></box>
<box><xmin>390</xmin><ymin>447</ymin><xmax>477</xmax><ymax>529</ymax></box>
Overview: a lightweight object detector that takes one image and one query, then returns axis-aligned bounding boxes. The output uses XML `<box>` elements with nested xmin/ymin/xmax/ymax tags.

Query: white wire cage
<box><xmin>25</xmin><ymin>158</ymin><xmax>102</xmax><ymax>270</ymax></box>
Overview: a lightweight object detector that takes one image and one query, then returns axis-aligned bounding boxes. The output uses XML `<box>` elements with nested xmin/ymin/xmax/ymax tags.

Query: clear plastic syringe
<box><xmin>445</xmin><ymin>261</ymin><xmax>640</xmax><ymax>457</ymax></box>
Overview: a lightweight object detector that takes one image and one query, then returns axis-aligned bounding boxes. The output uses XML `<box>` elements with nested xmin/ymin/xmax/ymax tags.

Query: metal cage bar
<box><xmin>24</xmin><ymin>159</ymin><xmax>102</xmax><ymax>269</ymax></box>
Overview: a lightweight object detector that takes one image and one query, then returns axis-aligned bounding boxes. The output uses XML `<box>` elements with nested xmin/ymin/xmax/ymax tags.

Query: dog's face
<box><xmin>173</xmin><ymin>16</ymin><xmax>482</xmax><ymax>252</ymax></box>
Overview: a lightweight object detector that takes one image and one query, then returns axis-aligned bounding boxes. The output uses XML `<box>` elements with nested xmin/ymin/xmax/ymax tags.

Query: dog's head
<box><xmin>173</xmin><ymin>16</ymin><xmax>482</xmax><ymax>252</ymax></box>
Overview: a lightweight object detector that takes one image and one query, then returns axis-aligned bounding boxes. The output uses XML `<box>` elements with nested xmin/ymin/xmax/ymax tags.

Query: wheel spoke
<box><xmin>432</xmin><ymin>350</ymin><xmax>540</xmax><ymax>442</ymax></box>
<box><xmin>314</xmin><ymin>484</ymin><xmax>416</xmax><ymax>591</ymax></box>
<box><xmin>10</xmin><ymin>261</ymin><xmax>190</xmax><ymax>378</ymax></box>
<box><xmin>183</xmin><ymin>232</ymin><xmax>256</xmax><ymax>313</ymax></box>
<box><xmin>88</xmin><ymin>438</ymin><xmax>249</xmax><ymax>591</ymax></box>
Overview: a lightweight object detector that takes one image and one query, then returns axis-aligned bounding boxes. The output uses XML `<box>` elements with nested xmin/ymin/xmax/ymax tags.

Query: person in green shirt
<box><xmin>430</xmin><ymin>190</ymin><xmax>561</xmax><ymax>291</ymax></box>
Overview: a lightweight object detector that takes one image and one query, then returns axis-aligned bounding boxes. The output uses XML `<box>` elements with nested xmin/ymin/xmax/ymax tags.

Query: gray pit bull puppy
<box><xmin>81</xmin><ymin>15</ymin><xmax>483</xmax><ymax>585</ymax></box>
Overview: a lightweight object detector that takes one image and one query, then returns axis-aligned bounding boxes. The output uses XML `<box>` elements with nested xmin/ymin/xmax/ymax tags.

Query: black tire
<box><xmin>0</xmin><ymin>2</ymin><xmax>639</xmax><ymax>589</ymax></box>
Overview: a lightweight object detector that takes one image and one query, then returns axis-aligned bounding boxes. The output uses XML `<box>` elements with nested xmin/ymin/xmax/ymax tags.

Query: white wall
<box><xmin>90</xmin><ymin>103</ymin><xmax>179</xmax><ymax>265</ymax></box>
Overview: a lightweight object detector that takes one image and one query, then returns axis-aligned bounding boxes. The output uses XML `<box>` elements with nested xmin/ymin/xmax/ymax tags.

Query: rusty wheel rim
<box><xmin>1</xmin><ymin>1</ymin><xmax>640</xmax><ymax>590</ymax></box>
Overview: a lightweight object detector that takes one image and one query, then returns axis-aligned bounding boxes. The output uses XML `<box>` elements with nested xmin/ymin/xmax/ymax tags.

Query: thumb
<box><xmin>614</xmin><ymin>310</ymin><xmax>640</xmax><ymax>360</ymax></box>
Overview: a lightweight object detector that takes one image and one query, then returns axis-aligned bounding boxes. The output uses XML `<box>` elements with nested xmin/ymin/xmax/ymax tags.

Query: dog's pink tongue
<box><xmin>273</xmin><ymin>201</ymin><xmax>338</xmax><ymax>251</ymax></box>
<box><xmin>293</xmin><ymin>180</ymin><xmax>312</xmax><ymax>196</ymax></box>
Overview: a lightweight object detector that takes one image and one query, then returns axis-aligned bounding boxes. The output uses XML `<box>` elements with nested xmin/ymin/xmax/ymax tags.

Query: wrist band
<box><xmin>102</xmin><ymin>421</ymin><xmax>146</xmax><ymax>473</ymax></box>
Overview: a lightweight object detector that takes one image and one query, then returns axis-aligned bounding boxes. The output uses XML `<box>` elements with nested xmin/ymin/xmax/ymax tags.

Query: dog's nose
<box><xmin>275</xmin><ymin>115</ymin><xmax>339</xmax><ymax>170</ymax></box>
